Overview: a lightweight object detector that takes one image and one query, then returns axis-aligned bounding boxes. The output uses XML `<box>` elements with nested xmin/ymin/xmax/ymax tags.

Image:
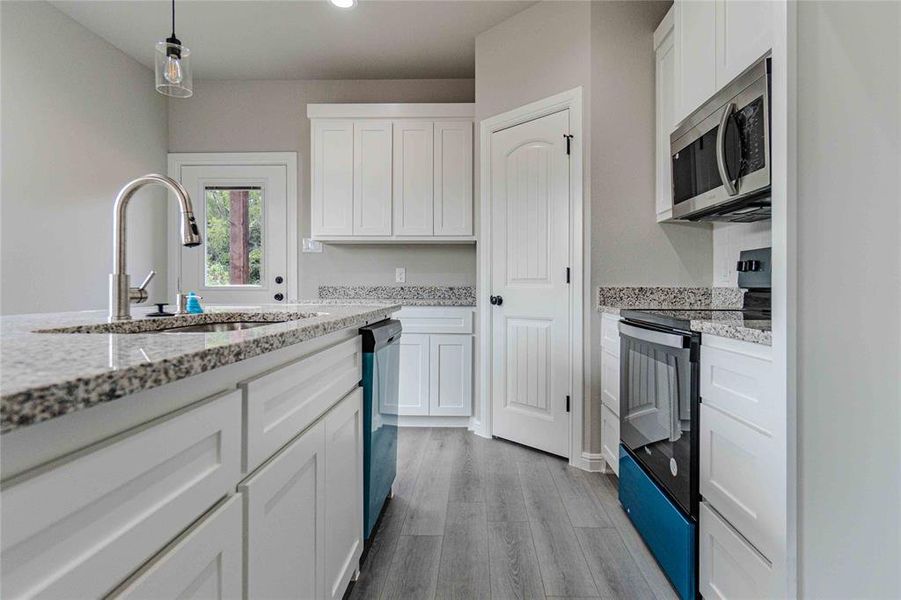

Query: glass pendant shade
<box><xmin>155</xmin><ymin>41</ymin><xmax>192</xmax><ymax>98</ymax></box>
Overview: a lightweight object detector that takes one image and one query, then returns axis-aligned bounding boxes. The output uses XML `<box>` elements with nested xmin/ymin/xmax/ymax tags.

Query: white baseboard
<box><xmin>396</xmin><ymin>415</ymin><xmax>471</xmax><ymax>428</ymax></box>
<box><xmin>578</xmin><ymin>451</ymin><xmax>608</xmax><ymax>472</ymax></box>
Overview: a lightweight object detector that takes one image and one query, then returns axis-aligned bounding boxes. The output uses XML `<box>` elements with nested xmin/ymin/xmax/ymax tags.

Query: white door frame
<box><xmin>476</xmin><ymin>88</ymin><xmax>585</xmax><ymax>468</ymax></box>
<box><xmin>166</xmin><ymin>152</ymin><xmax>298</xmax><ymax>303</ymax></box>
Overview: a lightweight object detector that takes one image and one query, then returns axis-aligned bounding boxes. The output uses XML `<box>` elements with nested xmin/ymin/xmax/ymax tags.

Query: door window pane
<box><xmin>204</xmin><ymin>186</ymin><xmax>263</xmax><ymax>286</ymax></box>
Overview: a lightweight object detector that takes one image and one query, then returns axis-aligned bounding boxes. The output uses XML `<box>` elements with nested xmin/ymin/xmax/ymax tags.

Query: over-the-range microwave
<box><xmin>670</xmin><ymin>57</ymin><xmax>771</xmax><ymax>222</ymax></box>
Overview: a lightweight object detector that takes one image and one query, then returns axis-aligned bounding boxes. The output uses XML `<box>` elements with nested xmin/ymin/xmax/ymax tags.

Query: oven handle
<box><xmin>716</xmin><ymin>102</ymin><xmax>739</xmax><ymax>196</ymax></box>
<box><xmin>619</xmin><ymin>322</ymin><xmax>687</xmax><ymax>349</ymax></box>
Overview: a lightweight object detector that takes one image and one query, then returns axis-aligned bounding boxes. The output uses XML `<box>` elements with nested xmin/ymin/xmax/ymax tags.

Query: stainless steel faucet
<box><xmin>109</xmin><ymin>174</ymin><xmax>201</xmax><ymax>322</ymax></box>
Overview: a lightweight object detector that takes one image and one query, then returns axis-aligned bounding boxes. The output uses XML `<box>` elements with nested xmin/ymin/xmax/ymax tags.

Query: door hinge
<box><xmin>566</xmin><ymin>267</ymin><xmax>571</xmax><ymax>284</ymax></box>
<box><xmin>565</xmin><ymin>395</ymin><xmax>571</xmax><ymax>412</ymax></box>
<box><xmin>564</xmin><ymin>134</ymin><xmax>574</xmax><ymax>155</ymax></box>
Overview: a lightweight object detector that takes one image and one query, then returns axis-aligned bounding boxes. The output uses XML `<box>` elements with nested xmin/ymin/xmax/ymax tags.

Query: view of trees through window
<box><xmin>204</xmin><ymin>188</ymin><xmax>263</xmax><ymax>286</ymax></box>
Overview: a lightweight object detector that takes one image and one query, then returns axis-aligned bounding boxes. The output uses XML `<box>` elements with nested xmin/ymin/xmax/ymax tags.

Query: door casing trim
<box><xmin>166</xmin><ymin>152</ymin><xmax>299</xmax><ymax>303</ymax></box>
<box><xmin>475</xmin><ymin>87</ymin><xmax>585</xmax><ymax>469</ymax></box>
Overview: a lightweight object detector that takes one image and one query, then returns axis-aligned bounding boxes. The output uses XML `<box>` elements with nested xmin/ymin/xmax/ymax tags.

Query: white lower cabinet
<box><xmin>324</xmin><ymin>389</ymin><xmax>364</xmax><ymax>600</ymax></box>
<box><xmin>600</xmin><ymin>404</ymin><xmax>620</xmax><ymax>476</ymax></box>
<box><xmin>108</xmin><ymin>496</ymin><xmax>243</xmax><ymax>600</ymax></box>
<box><xmin>241</xmin><ymin>419</ymin><xmax>327</xmax><ymax>600</ymax></box>
<box><xmin>0</xmin><ymin>391</ymin><xmax>241</xmax><ymax>600</ymax></box>
<box><xmin>395</xmin><ymin>307</ymin><xmax>474</xmax><ymax>420</ymax></box>
<box><xmin>699</xmin><ymin>502</ymin><xmax>774</xmax><ymax>599</ymax></box>
<box><xmin>397</xmin><ymin>333</ymin><xmax>430</xmax><ymax>415</ymax></box>
<box><xmin>240</xmin><ymin>387</ymin><xmax>363</xmax><ymax>600</ymax></box>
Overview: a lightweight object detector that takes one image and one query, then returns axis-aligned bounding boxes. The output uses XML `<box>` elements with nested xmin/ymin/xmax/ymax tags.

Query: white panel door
<box><xmin>429</xmin><ymin>334</ymin><xmax>473</xmax><ymax>417</ymax></box>
<box><xmin>393</xmin><ymin>121</ymin><xmax>434</xmax><ymax>236</ymax></box>
<box><xmin>655</xmin><ymin>8</ymin><xmax>676</xmax><ymax>221</ymax></box>
<box><xmin>434</xmin><ymin>121</ymin><xmax>473</xmax><ymax>236</ymax></box>
<box><xmin>490</xmin><ymin>109</ymin><xmax>571</xmax><ymax>457</ymax></box>
<box><xmin>240</xmin><ymin>421</ymin><xmax>325</xmax><ymax>600</ymax></box>
<box><xmin>108</xmin><ymin>496</ymin><xmax>242</xmax><ymax>600</ymax></box>
<box><xmin>178</xmin><ymin>164</ymin><xmax>288</xmax><ymax>304</ymax></box>
<box><xmin>353</xmin><ymin>120</ymin><xmax>392</xmax><ymax>236</ymax></box>
<box><xmin>324</xmin><ymin>389</ymin><xmax>364</xmax><ymax>600</ymax></box>
<box><xmin>674</xmin><ymin>0</ymin><xmax>717</xmax><ymax>124</ymax></box>
<box><xmin>312</xmin><ymin>120</ymin><xmax>354</xmax><ymax>236</ymax></box>
<box><xmin>396</xmin><ymin>333</ymin><xmax>430</xmax><ymax>416</ymax></box>
<box><xmin>715</xmin><ymin>0</ymin><xmax>773</xmax><ymax>86</ymax></box>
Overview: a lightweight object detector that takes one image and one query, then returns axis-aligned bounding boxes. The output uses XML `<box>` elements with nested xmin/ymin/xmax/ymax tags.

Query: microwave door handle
<box><xmin>619</xmin><ymin>322</ymin><xmax>686</xmax><ymax>349</ymax></box>
<box><xmin>716</xmin><ymin>102</ymin><xmax>739</xmax><ymax>196</ymax></box>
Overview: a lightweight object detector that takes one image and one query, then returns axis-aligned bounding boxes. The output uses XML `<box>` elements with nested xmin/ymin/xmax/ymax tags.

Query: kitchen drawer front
<box><xmin>396</xmin><ymin>306</ymin><xmax>474</xmax><ymax>334</ymax></box>
<box><xmin>601</xmin><ymin>313</ymin><xmax>621</xmax><ymax>356</ymax></box>
<box><xmin>0</xmin><ymin>390</ymin><xmax>241</xmax><ymax>600</ymax></box>
<box><xmin>700</xmin><ymin>336</ymin><xmax>774</xmax><ymax>434</ymax></box>
<box><xmin>699</xmin><ymin>502</ymin><xmax>774</xmax><ymax>600</ymax></box>
<box><xmin>241</xmin><ymin>336</ymin><xmax>362</xmax><ymax>473</ymax></box>
<box><xmin>108</xmin><ymin>495</ymin><xmax>242</xmax><ymax>599</ymax></box>
<box><xmin>700</xmin><ymin>404</ymin><xmax>777</xmax><ymax>560</ymax></box>
<box><xmin>600</xmin><ymin>349</ymin><xmax>620</xmax><ymax>415</ymax></box>
<box><xmin>600</xmin><ymin>404</ymin><xmax>619</xmax><ymax>475</ymax></box>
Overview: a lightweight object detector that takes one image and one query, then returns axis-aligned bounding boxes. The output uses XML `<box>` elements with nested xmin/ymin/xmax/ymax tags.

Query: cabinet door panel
<box><xmin>715</xmin><ymin>0</ymin><xmax>772</xmax><ymax>86</ymax></box>
<box><xmin>674</xmin><ymin>0</ymin><xmax>717</xmax><ymax>124</ymax></box>
<box><xmin>312</xmin><ymin>120</ymin><xmax>354</xmax><ymax>236</ymax></box>
<box><xmin>397</xmin><ymin>333</ymin><xmax>430</xmax><ymax>415</ymax></box>
<box><xmin>393</xmin><ymin>121</ymin><xmax>434</xmax><ymax>236</ymax></box>
<box><xmin>109</xmin><ymin>496</ymin><xmax>242</xmax><ymax>600</ymax></box>
<box><xmin>429</xmin><ymin>334</ymin><xmax>472</xmax><ymax>417</ymax></box>
<box><xmin>699</xmin><ymin>502</ymin><xmax>774</xmax><ymax>599</ymax></box>
<box><xmin>240</xmin><ymin>421</ymin><xmax>325</xmax><ymax>600</ymax></box>
<box><xmin>0</xmin><ymin>391</ymin><xmax>241</xmax><ymax>600</ymax></box>
<box><xmin>601</xmin><ymin>349</ymin><xmax>620</xmax><ymax>415</ymax></box>
<box><xmin>324</xmin><ymin>389</ymin><xmax>364</xmax><ymax>600</ymax></box>
<box><xmin>353</xmin><ymin>120</ymin><xmax>393</xmax><ymax>236</ymax></box>
<box><xmin>434</xmin><ymin>121</ymin><xmax>473</xmax><ymax>236</ymax></box>
<box><xmin>655</xmin><ymin>8</ymin><xmax>676</xmax><ymax>221</ymax></box>
<box><xmin>600</xmin><ymin>404</ymin><xmax>620</xmax><ymax>476</ymax></box>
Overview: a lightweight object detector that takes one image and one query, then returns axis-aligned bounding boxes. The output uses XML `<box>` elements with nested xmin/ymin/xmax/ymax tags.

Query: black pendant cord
<box><xmin>166</xmin><ymin>0</ymin><xmax>182</xmax><ymax>57</ymax></box>
<box><xmin>171</xmin><ymin>0</ymin><xmax>176</xmax><ymax>38</ymax></box>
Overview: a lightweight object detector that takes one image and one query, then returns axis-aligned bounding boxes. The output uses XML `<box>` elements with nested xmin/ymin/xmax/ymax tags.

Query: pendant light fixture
<box><xmin>155</xmin><ymin>0</ymin><xmax>192</xmax><ymax>98</ymax></box>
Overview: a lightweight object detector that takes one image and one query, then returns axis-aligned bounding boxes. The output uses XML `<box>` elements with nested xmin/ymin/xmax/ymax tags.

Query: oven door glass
<box><xmin>619</xmin><ymin>323</ymin><xmax>695</xmax><ymax>516</ymax></box>
<box><xmin>672</xmin><ymin>95</ymin><xmax>767</xmax><ymax>207</ymax></box>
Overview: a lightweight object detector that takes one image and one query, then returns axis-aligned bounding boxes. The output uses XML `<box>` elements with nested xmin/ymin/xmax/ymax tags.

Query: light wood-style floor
<box><xmin>348</xmin><ymin>428</ymin><xmax>678</xmax><ymax>600</ymax></box>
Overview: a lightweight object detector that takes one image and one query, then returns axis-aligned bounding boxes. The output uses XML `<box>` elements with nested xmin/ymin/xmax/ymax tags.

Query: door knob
<box><xmin>490</xmin><ymin>295</ymin><xmax>503</xmax><ymax>306</ymax></box>
<box><xmin>274</xmin><ymin>293</ymin><xmax>284</xmax><ymax>302</ymax></box>
<box><xmin>275</xmin><ymin>275</ymin><xmax>284</xmax><ymax>284</ymax></box>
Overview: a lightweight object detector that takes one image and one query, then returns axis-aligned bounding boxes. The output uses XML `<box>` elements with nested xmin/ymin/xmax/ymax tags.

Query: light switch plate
<box><xmin>395</xmin><ymin>267</ymin><xmax>406</xmax><ymax>283</ymax></box>
<box><xmin>302</xmin><ymin>238</ymin><xmax>323</xmax><ymax>253</ymax></box>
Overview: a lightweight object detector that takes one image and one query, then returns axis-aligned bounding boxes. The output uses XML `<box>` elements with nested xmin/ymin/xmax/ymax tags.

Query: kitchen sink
<box><xmin>153</xmin><ymin>321</ymin><xmax>274</xmax><ymax>333</ymax></box>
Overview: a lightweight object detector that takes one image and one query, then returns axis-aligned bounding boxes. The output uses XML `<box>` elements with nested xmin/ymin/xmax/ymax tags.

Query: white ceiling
<box><xmin>51</xmin><ymin>0</ymin><xmax>535</xmax><ymax>80</ymax></box>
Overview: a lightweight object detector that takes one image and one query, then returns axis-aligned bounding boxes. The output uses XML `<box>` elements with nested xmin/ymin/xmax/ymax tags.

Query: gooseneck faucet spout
<box><xmin>109</xmin><ymin>174</ymin><xmax>201</xmax><ymax>322</ymax></box>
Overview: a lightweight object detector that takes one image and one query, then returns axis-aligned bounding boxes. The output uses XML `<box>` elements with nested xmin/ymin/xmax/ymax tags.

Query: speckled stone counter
<box><xmin>596</xmin><ymin>286</ymin><xmax>771</xmax><ymax>345</ymax></box>
<box><xmin>0</xmin><ymin>303</ymin><xmax>399</xmax><ymax>433</ymax></box>
<box><xmin>319</xmin><ymin>285</ymin><xmax>475</xmax><ymax>306</ymax></box>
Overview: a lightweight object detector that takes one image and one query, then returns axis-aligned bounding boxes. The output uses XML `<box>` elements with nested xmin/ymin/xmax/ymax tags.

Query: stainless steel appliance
<box><xmin>671</xmin><ymin>57</ymin><xmax>771</xmax><ymax>222</ymax></box>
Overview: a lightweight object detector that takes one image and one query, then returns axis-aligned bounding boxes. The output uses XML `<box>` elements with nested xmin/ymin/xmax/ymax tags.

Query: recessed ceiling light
<box><xmin>329</xmin><ymin>0</ymin><xmax>357</xmax><ymax>8</ymax></box>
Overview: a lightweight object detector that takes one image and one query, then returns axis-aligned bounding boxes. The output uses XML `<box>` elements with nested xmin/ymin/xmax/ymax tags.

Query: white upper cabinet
<box><xmin>654</xmin><ymin>7</ymin><xmax>676</xmax><ymax>222</ymax></box>
<box><xmin>672</xmin><ymin>0</ymin><xmax>773</xmax><ymax>127</ymax></box>
<box><xmin>353</xmin><ymin>120</ymin><xmax>393</xmax><ymax>236</ymax></box>
<box><xmin>715</xmin><ymin>0</ymin><xmax>774</xmax><ymax>85</ymax></box>
<box><xmin>308</xmin><ymin>104</ymin><xmax>474</xmax><ymax>242</ymax></box>
<box><xmin>393</xmin><ymin>121</ymin><xmax>434</xmax><ymax>236</ymax></box>
<box><xmin>433</xmin><ymin>121</ymin><xmax>473</xmax><ymax>236</ymax></box>
<box><xmin>312</xmin><ymin>120</ymin><xmax>354</xmax><ymax>236</ymax></box>
<box><xmin>674</xmin><ymin>0</ymin><xmax>717</xmax><ymax>125</ymax></box>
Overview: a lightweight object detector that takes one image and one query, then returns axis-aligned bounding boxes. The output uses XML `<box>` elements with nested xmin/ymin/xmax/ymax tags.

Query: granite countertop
<box><xmin>595</xmin><ymin>286</ymin><xmax>772</xmax><ymax>346</ymax></box>
<box><xmin>319</xmin><ymin>285</ymin><xmax>476</xmax><ymax>307</ymax></box>
<box><xmin>0</xmin><ymin>303</ymin><xmax>399</xmax><ymax>433</ymax></box>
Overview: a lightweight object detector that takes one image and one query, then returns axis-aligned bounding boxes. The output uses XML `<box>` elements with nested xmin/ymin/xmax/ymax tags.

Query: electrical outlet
<box><xmin>395</xmin><ymin>267</ymin><xmax>406</xmax><ymax>283</ymax></box>
<box><xmin>302</xmin><ymin>238</ymin><xmax>323</xmax><ymax>253</ymax></box>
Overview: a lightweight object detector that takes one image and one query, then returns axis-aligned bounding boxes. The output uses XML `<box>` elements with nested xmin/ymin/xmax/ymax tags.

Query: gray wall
<box><xmin>796</xmin><ymin>2</ymin><xmax>900</xmax><ymax>597</ymax></box>
<box><xmin>167</xmin><ymin>79</ymin><xmax>476</xmax><ymax>299</ymax></box>
<box><xmin>1</xmin><ymin>1</ymin><xmax>169</xmax><ymax>314</ymax></box>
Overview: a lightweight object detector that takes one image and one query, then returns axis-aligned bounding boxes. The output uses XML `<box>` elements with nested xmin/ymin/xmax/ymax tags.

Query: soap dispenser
<box><xmin>185</xmin><ymin>292</ymin><xmax>204</xmax><ymax>314</ymax></box>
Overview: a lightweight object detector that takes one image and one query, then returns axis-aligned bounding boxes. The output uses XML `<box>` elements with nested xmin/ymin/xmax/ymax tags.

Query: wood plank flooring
<box><xmin>349</xmin><ymin>428</ymin><xmax>677</xmax><ymax>600</ymax></box>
